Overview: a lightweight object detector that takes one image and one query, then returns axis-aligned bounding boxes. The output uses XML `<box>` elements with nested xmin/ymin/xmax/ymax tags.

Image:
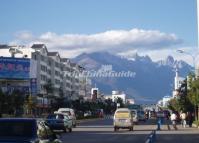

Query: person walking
<box><xmin>171</xmin><ymin>111</ymin><xmax>178</xmax><ymax>130</ymax></box>
<box><xmin>180</xmin><ymin>111</ymin><xmax>187</xmax><ymax>128</ymax></box>
<box><xmin>187</xmin><ymin>112</ymin><xmax>194</xmax><ymax>127</ymax></box>
<box><xmin>166</xmin><ymin>111</ymin><xmax>171</xmax><ymax>130</ymax></box>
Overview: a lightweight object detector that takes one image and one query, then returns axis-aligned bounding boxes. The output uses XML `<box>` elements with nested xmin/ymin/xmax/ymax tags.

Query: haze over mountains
<box><xmin>73</xmin><ymin>52</ymin><xmax>192</xmax><ymax>104</ymax></box>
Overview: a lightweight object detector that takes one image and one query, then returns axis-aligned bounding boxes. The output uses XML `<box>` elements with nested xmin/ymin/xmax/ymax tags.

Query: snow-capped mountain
<box><xmin>73</xmin><ymin>52</ymin><xmax>192</xmax><ymax>103</ymax></box>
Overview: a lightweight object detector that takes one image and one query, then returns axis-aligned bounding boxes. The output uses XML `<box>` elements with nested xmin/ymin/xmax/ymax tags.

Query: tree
<box><xmin>24</xmin><ymin>95</ymin><xmax>36</xmax><ymax>115</ymax></box>
<box><xmin>0</xmin><ymin>90</ymin><xmax>6</xmax><ymax>117</ymax></box>
<box><xmin>43</xmin><ymin>80</ymin><xmax>54</xmax><ymax>111</ymax></box>
<box><xmin>44</xmin><ymin>80</ymin><xmax>54</xmax><ymax>98</ymax></box>
<box><xmin>168</xmin><ymin>98</ymin><xmax>180</xmax><ymax>112</ymax></box>
<box><xmin>116</xmin><ymin>97</ymin><xmax>125</xmax><ymax>108</ymax></box>
<box><xmin>104</xmin><ymin>99</ymin><xmax>116</xmax><ymax>114</ymax></box>
<box><xmin>188</xmin><ymin>77</ymin><xmax>199</xmax><ymax>120</ymax></box>
<box><xmin>52</xmin><ymin>88</ymin><xmax>65</xmax><ymax>111</ymax></box>
<box><xmin>11</xmin><ymin>90</ymin><xmax>25</xmax><ymax>116</ymax></box>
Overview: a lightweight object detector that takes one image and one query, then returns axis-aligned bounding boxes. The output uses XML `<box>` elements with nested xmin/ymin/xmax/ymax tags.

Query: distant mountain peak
<box><xmin>166</xmin><ymin>55</ymin><xmax>175</xmax><ymax>64</ymax></box>
<box><xmin>72</xmin><ymin>52</ymin><xmax>191</xmax><ymax>103</ymax></box>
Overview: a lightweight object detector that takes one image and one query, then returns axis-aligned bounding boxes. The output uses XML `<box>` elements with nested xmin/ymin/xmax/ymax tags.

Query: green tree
<box><xmin>188</xmin><ymin>77</ymin><xmax>199</xmax><ymax>120</ymax></box>
<box><xmin>44</xmin><ymin>80</ymin><xmax>54</xmax><ymax>98</ymax></box>
<box><xmin>0</xmin><ymin>90</ymin><xmax>6</xmax><ymax>117</ymax></box>
<box><xmin>104</xmin><ymin>99</ymin><xmax>116</xmax><ymax>114</ymax></box>
<box><xmin>168</xmin><ymin>98</ymin><xmax>180</xmax><ymax>112</ymax></box>
<box><xmin>24</xmin><ymin>95</ymin><xmax>36</xmax><ymax>115</ymax></box>
<box><xmin>11</xmin><ymin>90</ymin><xmax>25</xmax><ymax>116</ymax></box>
<box><xmin>44</xmin><ymin>80</ymin><xmax>54</xmax><ymax>111</ymax></box>
<box><xmin>168</xmin><ymin>76</ymin><xmax>194</xmax><ymax>114</ymax></box>
<box><xmin>116</xmin><ymin>97</ymin><xmax>125</xmax><ymax>108</ymax></box>
<box><xmin>52</xmin><ymin>88</ymin><xmax>65</xmax><ymax>111</ymax></box>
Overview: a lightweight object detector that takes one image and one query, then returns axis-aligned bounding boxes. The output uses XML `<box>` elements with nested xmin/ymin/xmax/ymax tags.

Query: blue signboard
<box><xmin>7</xmin><ymin>85</ymin><xmax>29</xmax><ymax>95</ymax></box>
<box><xmin>0</xmin><ymin>57</ymin><xmax>30</xmax><ymax>79</ymax></box>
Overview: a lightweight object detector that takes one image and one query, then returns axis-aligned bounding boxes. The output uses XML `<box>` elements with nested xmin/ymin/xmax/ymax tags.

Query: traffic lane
<box><xmin>79</xmin><ymin>117</ymin><xmax>113</xmax><ymax>126</ymax></box>
<box><xmin>79</xmin><ymin>118</ymin><xmax>157</xmax><ymax>126</ymax></box>
<box><xmin>61</xmin><ymin>126</ymin><xmax>151</xmax><ymax>143</ymax></box>
<box><xmin>156</xmin><ymin>134</ymin><xmax>199</xmax><ymax>143</ymax></box>
<box><xmin>61</xmin><ymin>119</ymin><xmax>156</xmax><ymax>143</ymax></box>
<box><xmin>156</xmin><ymin>125</ymin><xmax>199</xmax><ymax>143</ymax></box>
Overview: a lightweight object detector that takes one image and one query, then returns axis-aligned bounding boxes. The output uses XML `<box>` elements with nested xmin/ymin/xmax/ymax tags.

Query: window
<box><xmin>40</xmin><ymin>75</ymin><xmax>47</xmax><ymax>81</ymax></box>
<box><xmin>41</xmin><ymin>55</ymin><xmax>45</xmax><ymax>61</ymax></box>
<box><xmin>48</xmin><ymin>60</ymin><xmax>51</xmax><ymax>66</ymax></box>
<box><xmin>34</xmin><ymin>55</ymin><xmax>37</xmax><ymax>60</ymax></box>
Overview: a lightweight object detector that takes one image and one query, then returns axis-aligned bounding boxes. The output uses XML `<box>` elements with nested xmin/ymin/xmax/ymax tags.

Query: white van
<box><xmin>57</xmin><ymin>108</ymin><xmax>77</xmax><ymax>127</ymax></box>
<box><xmin>113</xmin><ymin>108</ymin><xmax>134</xmax><ymax>131</ymax></box>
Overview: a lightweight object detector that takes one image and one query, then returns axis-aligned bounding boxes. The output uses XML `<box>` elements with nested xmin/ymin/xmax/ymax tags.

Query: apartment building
<box><xmin>61</xmin><ymin>58</ymin><xmax>72</xmax><ymax>99</ymax></box>
<box><xmin>0</xmin><ymin>44</ymin><xmax>92</xmax><ymax>103</ymax></box>
<box><xmin>31</xmin><ymin>44</ymin><xmax>63</xmax><ymax>97</ymax></box>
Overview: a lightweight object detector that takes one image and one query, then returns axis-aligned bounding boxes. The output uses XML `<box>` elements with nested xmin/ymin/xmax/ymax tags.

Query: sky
<box><xmin>0</xmin><ymin>0</ymin><xmax>198</xmax><ymax>65</ymax></box>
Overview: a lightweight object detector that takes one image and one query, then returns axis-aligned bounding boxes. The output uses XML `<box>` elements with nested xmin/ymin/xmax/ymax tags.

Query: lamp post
<box><xmin>177</xmin><ymin>49</ymin><xmax>198</xmax><ymax>120</ymax></box>
<box><xmin>176</xmin><ymin>50</ymin><xmax>197</xmax><ymax>75</ymax></box>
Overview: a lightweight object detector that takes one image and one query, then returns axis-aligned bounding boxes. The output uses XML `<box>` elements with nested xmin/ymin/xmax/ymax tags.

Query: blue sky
<box><xmin>0</xmin><ymin>0</ymin><xmax>198</xmax><ymax>63</ymax></box>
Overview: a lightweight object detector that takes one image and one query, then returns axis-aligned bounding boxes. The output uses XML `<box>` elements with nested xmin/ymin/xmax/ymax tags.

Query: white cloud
<box><xmin>117</xmin><ymin>46</ymin><xmax>198</xmax><ymax>66</ymax></box>
<box><xmin>140</xmin><ymin>47</ymin><xmax>198</xmax><ymax>66</ymax></box>
<box><xmin>14</xmin><ymin>31</ymin><xmax>34</xmax><ymax>41</ymax></box>
<box><xmin>11</xmin><ymin>28</ymin><xmax>182</xmax><ymax>58</ymax></box>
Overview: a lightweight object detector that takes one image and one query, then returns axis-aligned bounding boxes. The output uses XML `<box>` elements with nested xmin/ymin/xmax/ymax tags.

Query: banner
<box><xmin>0</xmin><ymin>57</ymin><xmax>30</xmax><ymax>79</ymax></box>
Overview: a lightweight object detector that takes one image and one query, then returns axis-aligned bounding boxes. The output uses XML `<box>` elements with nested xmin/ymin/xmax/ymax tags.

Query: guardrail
<box><xmin>145</xmin><ymin>130</ymin><xmax>156</xmax><ymax>143</ymax></box>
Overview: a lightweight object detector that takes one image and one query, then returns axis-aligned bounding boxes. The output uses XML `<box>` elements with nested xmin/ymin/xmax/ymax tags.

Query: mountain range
<box><xmin>72</xmin><ymin>52</ymin><xmax>192</xmax><ymax>104</ymax></box>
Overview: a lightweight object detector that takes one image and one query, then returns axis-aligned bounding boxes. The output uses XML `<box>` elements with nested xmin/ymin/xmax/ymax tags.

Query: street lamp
<box><xmin>176</xmin><ymin>49</ymin><xmax>197</xmax><ymax>76</ymax></box>
<box><xmin>177</xmin><ymin>49</ymin><xmax>198</xmax><ymax>120</ymax></box>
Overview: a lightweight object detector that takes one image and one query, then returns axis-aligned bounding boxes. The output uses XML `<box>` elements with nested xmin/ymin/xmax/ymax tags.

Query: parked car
<box><xmin>138</xmin><ymin>110</ymin><xmax>146</xmax><ymax>121</ymax></box>
<box><xmin>57</xmin><ymin>108</ymin><xmax>77</xmax><ymax>127</ymax></box>
<box><xmin>0</xmin><ymin>118</ymin><xmax>62</xmax><ymax>143</ymax></box>
<box><xmin>46</xmin><ymin>113</ymin><xmax>72</xmax><ymax>133</ymax></box>
<box><xmin>113</xmin><ymin>108</ymin><xmax>134</xmax><ymax>131</ymax></box>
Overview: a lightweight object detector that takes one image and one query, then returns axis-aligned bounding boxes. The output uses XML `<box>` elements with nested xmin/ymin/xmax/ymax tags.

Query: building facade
<box><xmin>112</xmin><ymin>90</ymin><xmax>126</xmax><ymax>104</ymax></box>
<box><xmin>0</xmin><ymin>44</ymin><xmax>92</xmax><ymax>102</ymax></box>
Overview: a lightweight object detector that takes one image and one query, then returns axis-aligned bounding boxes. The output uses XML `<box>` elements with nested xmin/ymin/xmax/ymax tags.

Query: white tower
<box><xmin>174</xmin><ymin>68</ymin><xmax>179</xmax><ymax>90</ymax></box>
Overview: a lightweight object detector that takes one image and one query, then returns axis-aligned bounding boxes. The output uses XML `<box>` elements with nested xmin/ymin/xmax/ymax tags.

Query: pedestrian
<box><xmin>149</xmin><ymin>111</ymin><xmax>151</xmax><ymax>119</ymax></box>
<box><xmin>180</xmin><ymin>111</ymin><xmax>186</xmax><ymax>128</ymax></box>
<box><xmin>166</xmin><ymin>111</ymin><xmax>171</xmax><ymax>130</ymax></box>
<box><xmin>171</xmin><ymin>111</ymin><xmax>178</xmax><ymax>130</ymax></box>
<box><xmin>187</xmin><ymin>112</ymin><xmax>193</xmax><ymax>127</ymax></box>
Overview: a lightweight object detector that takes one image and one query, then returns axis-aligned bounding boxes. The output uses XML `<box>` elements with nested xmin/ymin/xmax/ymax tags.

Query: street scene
<box><xmin>0</xmin><ymin>0</ymin><xmax>199</xmax><ymax>143</ymax></box>
<box><xmin>63</xmin><ymin>118</ymin><xmax>199</xmax><ymax>143</ymax></box>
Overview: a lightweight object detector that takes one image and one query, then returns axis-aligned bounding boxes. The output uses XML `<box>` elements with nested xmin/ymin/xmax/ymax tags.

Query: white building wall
<box><xmin>162</xmin><ymin>96</ymin><xmax>172</xmax><ymax>107</ymax></box>
<box><xmin>112</xmin><ymin>91</ymin><xmax>126</xmax><ymax>104</ymax></box>
<box><xmin>0</xmin><ymin>44</ymin><xmax>91</xmax><ymax>101</ymax></box>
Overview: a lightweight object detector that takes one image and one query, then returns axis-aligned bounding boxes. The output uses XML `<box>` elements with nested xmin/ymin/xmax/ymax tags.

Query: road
<box><xmin>61</xmin><ymin>118</ymin><xmax>157</xmax><ymax>143</ymax></box>
<box><xmin>156</xmin><ymin>124</ymin><xmax>199</xmax><ymax>143</ymax></box>
<box><xmin>60</xmin><ymin>118</ymin><xmax>199</xmax><ymax>143</ymax></box>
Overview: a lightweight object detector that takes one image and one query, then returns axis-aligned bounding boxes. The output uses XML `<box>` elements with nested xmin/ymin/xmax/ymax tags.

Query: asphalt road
<box><xmin>61</xmin><ymin>118</ymin><xmax>157</xmax><ymax>143</ymax></box>
<box><xmin>156</xmin><ymin>124</ymin><xmax>199</xmax><ymax>143</ymax></box>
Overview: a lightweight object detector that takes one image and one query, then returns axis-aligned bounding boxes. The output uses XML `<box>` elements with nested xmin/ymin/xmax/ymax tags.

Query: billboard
<box><xmin>0</xmin><ymin>57</ymin><xmax>30</xmax><ymax>79</ymax></box>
